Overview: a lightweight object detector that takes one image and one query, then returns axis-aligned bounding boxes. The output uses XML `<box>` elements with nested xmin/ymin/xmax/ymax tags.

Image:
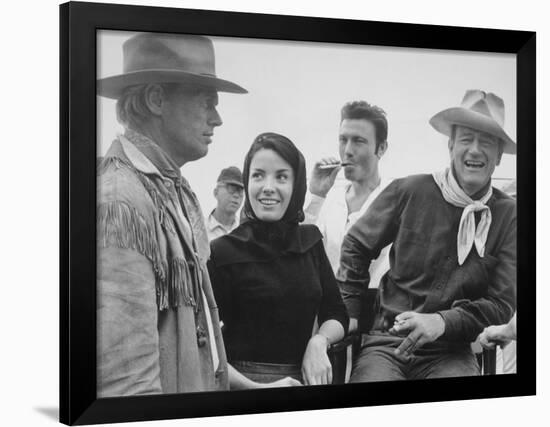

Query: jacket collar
<box><xmin>115</xmin><ymin>134</ymin><xmax>164</xmax><ymax>177</ymax></box>
<box><xmin>106</xmin><ymin>128</ymin><xmax>182</xmax><ymax>182</ymax></box>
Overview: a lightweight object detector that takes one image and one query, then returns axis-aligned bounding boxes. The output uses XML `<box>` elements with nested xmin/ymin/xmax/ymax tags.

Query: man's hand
<box><xmin>389</xmin><ymin>312</ymin><xmax>446</xmax><ymax>356</ymax></box>
<box><xmin>309</xmin><ymin>157</ymin><xmax>341</xmax><ymax>198</ymax></box>
<box><xmin>301</xmin><ymin>334</ymin><xmax>332</xmax><ymax>385</ymax></box>
<box><xmin>478</xmin><ymin>324</ymin><xmax>514</xmax><ymax>349</ymax></box>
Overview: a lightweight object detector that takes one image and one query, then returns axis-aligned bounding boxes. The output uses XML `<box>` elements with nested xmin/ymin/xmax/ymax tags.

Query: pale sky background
<box><xmin>97</xmin><ymin>30</ymin><xmax>516</xmax><ymax>214</ymax></box>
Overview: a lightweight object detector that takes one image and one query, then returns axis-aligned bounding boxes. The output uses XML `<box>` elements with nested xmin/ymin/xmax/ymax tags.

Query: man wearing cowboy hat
<box><xmin>337</xmin><ymin>90</ymin><xmax>516</xmax><ymax>381</ymax></box>
<box><xmin>97</xmin><ymin>33</ymin><xmax>299</xmax><ymax>397</ymax></box>
<box><xmin>206</xmin><ymin>166</ymin><xmax>245</xmax><ymax>241</ymax></box>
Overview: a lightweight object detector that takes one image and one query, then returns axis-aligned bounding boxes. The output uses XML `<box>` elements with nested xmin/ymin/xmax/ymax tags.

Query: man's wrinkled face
<box><xmin>160</xmin><ymin>86</ymin><xmax>222</xmax><ymax>166</ymax></box>
<box><xmin>449</xmin><ymin>125</ymin><xmax>503</xmax><ymax>197</ymax></box>
<box><xmin>214</xmin><ymin>183</ymin><xmax>244</xmax><ymax>215</ymax></box>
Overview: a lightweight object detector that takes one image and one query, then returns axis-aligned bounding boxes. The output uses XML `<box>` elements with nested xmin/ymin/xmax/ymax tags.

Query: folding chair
<box><xmin>328</xmin><ymin>331</ymin><xmax>360</xmax><ymax>384</ymax></box>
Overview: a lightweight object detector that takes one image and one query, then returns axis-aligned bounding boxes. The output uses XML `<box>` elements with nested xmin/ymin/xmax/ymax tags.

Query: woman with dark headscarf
<box><xmin>208</xmin><ymin>133</ymin><xmax>348</xmax><ymax>386</ymax></box>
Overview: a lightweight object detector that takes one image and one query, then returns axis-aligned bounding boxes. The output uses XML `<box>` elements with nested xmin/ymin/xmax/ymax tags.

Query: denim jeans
<box><xmin>232</xmin><ymin>360</ymin><xmax>302</xmax><ymax>383</ymax></box>
<box><xmin>350</xmin><ymin>332</ymin><xmax>480</xmax><ymax>382</ymax></box>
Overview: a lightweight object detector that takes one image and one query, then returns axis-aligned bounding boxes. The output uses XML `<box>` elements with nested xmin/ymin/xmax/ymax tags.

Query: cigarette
<box><xmin>318</xmin><ymin>162</ymin><xmax>351</xmax><ymax>170</ymax></box>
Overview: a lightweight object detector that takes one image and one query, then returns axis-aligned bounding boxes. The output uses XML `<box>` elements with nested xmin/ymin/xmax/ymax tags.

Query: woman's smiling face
<box><xmin>248</xmin><ymin>148</ymin><xmax>294</xmax><ymax>222</ymax></box>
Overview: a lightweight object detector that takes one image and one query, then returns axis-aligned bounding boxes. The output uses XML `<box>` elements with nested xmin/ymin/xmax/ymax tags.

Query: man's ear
<box><xmin>213</xmin><ymin>186</ymin><xmax>219</xmax><ymax>198</ymax></box>
<box><xmin>144</xmin><ymin>84</ymin><xmax>164</xmax><ymax>116</ymax></box>
<box><xmin>376</xmin><ymin>140</ymin><xmax>388</xmax><ymax>158</ymax></box>
<box><xmin>448</xmin><ymin>138</ymin><xmax>454</xmax><ymax>156</ymax></box>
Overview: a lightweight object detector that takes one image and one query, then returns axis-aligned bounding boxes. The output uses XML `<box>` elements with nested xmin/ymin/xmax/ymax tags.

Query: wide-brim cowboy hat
<box><xmin>97</xmin><ymin>33</ymin><xmax>247</xmax><ymax>99</ymax></box>
<box><xmin>429</xmin><ymin>90</ymin><xmax>516</xmax><ymax>155</ymax></box>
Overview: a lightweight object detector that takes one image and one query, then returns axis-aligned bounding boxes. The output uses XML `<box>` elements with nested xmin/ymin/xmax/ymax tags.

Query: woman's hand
<box><xmin>301</xmin><ymin>334</ymin><xmax>332</xmax><ymax>385</ymax></box>
<box><xmin>228</xmin><ymin>364</ymin><xmax>302</xmax><ymax>389</ymax></box>
<box><xmin>260</xmin><ymin>376</ymin><xmax>303</xmax><ymax>388</ymax></box>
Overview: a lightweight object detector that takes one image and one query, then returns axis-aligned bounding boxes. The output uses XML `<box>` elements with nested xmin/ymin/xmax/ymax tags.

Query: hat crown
<box><xmin>217</xmin><ymin>166</ymin><xmax>243</xmax><ymax>186</ymax></box>
<box><xmin>428</xmin><ymin>89</ymin><xmax>516</xmax><ymax>155</ymax></box>
<box><xmin>123</xmin><ymin>33</ymin><xmax>217</xmax><ymax>77</ymax></box>
<box><xmin>460</xmin><ymin>90</ymin><xmax>505</xmax><ymax>127</ymax></box>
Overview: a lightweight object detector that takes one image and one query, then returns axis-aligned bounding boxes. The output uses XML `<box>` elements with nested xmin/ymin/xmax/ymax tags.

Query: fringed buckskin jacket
<box><xmin>97</xmin><ymin>130</ymin><xmax>228</xmax><ymax>397</ymax></box>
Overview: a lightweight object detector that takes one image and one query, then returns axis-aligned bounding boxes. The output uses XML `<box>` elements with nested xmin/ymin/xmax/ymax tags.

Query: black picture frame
<box><xmin>60</xmin><ymin>1</ymin><xmax>536</xmax><ymax>425</ymax></box>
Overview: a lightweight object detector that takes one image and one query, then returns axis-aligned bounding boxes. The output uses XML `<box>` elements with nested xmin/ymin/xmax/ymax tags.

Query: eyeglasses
<box><xmin>220</xmin><ymin>183</ymin><xmax>244</xmax><ymax>195</ymax></box>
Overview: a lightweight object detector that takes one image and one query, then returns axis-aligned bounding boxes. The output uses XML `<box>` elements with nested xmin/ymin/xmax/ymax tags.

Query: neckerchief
<box><xmin>432</xmin><ymin>168</ymin><xmax>492</xmax><ymax>265</ymax></box>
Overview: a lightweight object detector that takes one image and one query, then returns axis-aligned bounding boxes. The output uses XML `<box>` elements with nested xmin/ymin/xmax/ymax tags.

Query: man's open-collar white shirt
<box><xmin>304</xmin><ymin>178</ymin><xmax>392</xmax><ymax>288</ymax></box>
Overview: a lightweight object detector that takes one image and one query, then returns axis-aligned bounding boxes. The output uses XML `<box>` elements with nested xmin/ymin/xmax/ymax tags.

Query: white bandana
<box><xmin>432</xmin><ymin>168</ymin><xmax>492</xmax><ymax>265</ymax></box>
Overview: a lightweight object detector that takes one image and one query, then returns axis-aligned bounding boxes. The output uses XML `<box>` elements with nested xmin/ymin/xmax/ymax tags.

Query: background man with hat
<box><xmin>96</xmin><ymin>33</ymin><xmax>298</xmax><ymax>396</ymax></box>
<box><xmin>206</xmin><ymin>166</ymin><xmax>244</xmax><ymax>241</ymax></box>
<box><xmin>337</xmin><ymin>90</ymin><xmax>517</xmax><ymax>381</ymax></box>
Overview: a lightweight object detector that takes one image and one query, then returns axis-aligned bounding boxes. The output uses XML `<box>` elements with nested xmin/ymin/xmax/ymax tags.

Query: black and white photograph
<box><xmin>2</xmin><ymin>0</ymin><xmax>541</xmax><ymax>426</ymax></box>
<box><xmin>58</xmin><ymin>2</ymin><xmax>538</xmax><ymax>423</ymax></box>
<box><xmin>96</xmin><ymin>29</ymin><xmax>518</xmax><ymax>397</ymax></box>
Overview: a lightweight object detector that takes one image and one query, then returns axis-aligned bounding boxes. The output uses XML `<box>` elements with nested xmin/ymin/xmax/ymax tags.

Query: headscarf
<box><xmin>210</xmin><ymin>132</ymin><xmax>321</xmax><ymax>265</ymax></box>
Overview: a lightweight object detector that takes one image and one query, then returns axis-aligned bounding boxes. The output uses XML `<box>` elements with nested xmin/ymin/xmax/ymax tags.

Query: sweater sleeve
<box><xmin>315</xmin><ymin>242</ymin><xmax>349</xmax><ymax>335</ymax></box>
<box><xmin>338</xmin><ymin>181</ymin><xmax>401</xmax><ymax>318</ymax></box>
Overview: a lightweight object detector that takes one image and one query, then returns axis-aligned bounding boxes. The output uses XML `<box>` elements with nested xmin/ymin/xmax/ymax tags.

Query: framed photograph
<box><xmin>60</xmin><ymin>1</ymin><xmax>535</xmax><ymax>425</ymax></box>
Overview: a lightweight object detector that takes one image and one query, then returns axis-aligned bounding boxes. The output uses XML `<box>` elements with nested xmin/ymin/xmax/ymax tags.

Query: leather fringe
<box><xmin>169</xmin><ymin>258</ymin><xmax>200</xmax><ymax>312</ymax></box>
<box><xmin>98</xmin><ymin>157</ymin><xmax>200</xmax><ymax>311</ymax></box>
<box><xmin>98</xmin><ymin>201</ymin><xmax>198</xmax><ymax>311</ymax></box>
<box><xmin>97</xmin><ymin>156</ymin><xmax>125</xmax><ymax>176</ymax></box>
<box><xmin>98</xmin><ymin>157</ymin><xmax>176</xmax><ymax>235</ymax></box>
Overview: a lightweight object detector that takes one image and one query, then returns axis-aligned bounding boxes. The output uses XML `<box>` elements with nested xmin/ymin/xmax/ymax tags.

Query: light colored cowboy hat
<box><xmin>97</xmin><ymin>33</ymin><xmax>247</xmax><ymax>99</ymax></box>
<box><xmin>429</xmin><ymin>89</ymin><xmax>516</xmax><ymax>155</ymax></box>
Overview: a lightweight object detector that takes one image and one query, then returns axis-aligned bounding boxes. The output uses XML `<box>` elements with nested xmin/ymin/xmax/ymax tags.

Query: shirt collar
<box><xmin>207</xmin><ymin>210</ymin><xmax>237</xmax><ymax>233</ymax></box>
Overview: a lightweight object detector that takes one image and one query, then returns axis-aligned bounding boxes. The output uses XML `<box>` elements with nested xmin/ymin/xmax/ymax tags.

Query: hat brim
<box><xmin>429</xmin><ymin>107</ymin><xmax>516</xmax><ymax>155</ymax></box>
<box><xmin>219</xmin><ymin>180</ymin><xmax>244</xmax><ymax>188</ymax></box>
<box><xmin>97</xmin><ymin>69</ymin><xmax>247</xmax><ymax>99</ymax></box>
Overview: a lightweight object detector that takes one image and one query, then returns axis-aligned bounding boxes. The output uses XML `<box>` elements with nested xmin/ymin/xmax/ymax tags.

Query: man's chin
<box><xmin>461</xmin><ymin>178</ymin><xmax>490</xmax><ymax>197</ymax></box>
<box><xmin>188</xmin><ymin>147</ymin><xmax>209</xmax><ymax>162</ymax></box>
<box><xmin>343</xmin><ymin>169</ymin><xmax>354</xmax><ymax>180</ymax></box>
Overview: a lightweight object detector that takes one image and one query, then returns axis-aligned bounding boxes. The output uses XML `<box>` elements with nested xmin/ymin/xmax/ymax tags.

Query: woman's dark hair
<box><xmin>241</xmin><ymin>132</ymin><xmax>307</xmax><ymax>224</ymax></box>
